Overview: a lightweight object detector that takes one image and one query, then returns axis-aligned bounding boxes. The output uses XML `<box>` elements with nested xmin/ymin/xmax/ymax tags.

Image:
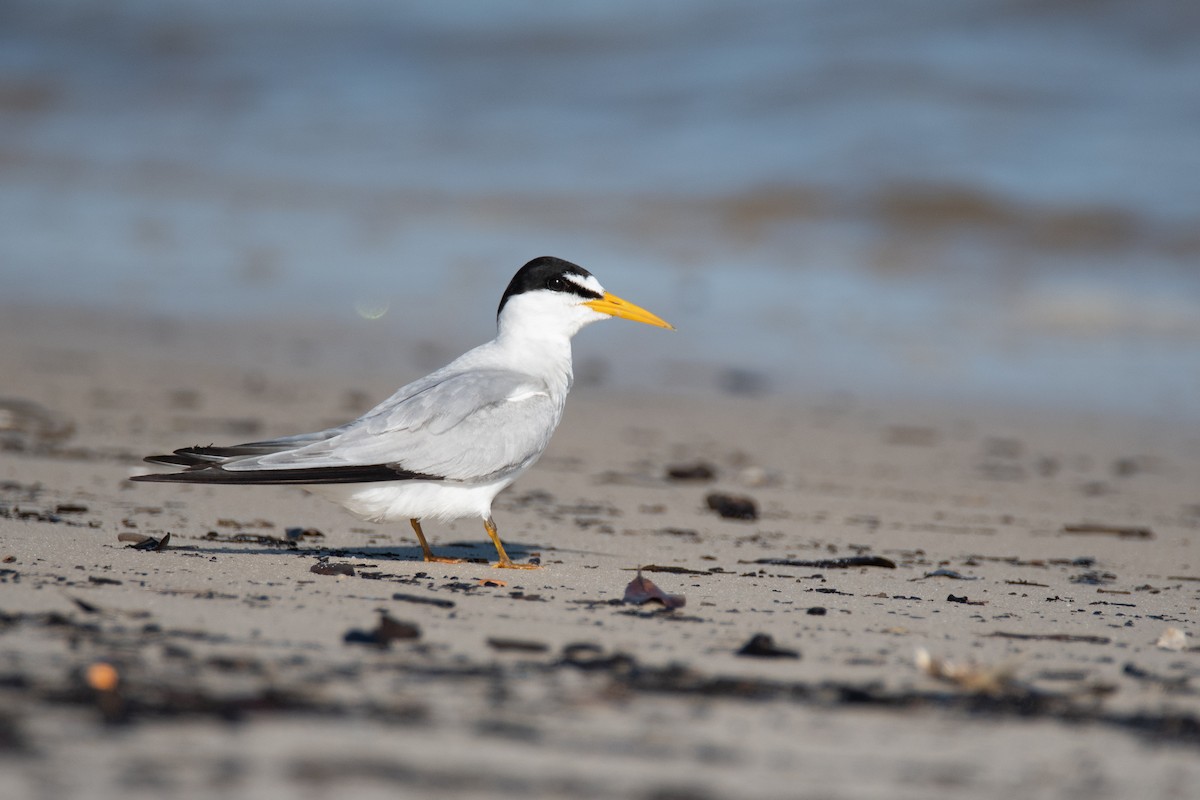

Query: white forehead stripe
<box><xmin>569</xmin><ymin>274</ymin><xmax>605</xmax><ymax>296</ymax></box>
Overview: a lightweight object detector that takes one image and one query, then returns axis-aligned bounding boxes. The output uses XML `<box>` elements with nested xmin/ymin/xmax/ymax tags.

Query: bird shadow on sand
<box><xmin>161</xmin><ymin>540</ymin><xmax>542</xmax><ymax>565</ymax></box>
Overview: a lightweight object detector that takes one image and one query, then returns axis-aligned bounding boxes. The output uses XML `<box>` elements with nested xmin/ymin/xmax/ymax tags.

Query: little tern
<box><xmin>132</xmin><ymin>256</ymin><xmax>672</xmax><ymax>568</ymax></box>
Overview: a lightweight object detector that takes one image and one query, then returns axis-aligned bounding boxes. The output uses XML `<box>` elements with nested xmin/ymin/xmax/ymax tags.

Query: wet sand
<box><xmin>1</xmin><ymin>305</ymin><xmax>1198</xmax><ymax>799</ymax></box>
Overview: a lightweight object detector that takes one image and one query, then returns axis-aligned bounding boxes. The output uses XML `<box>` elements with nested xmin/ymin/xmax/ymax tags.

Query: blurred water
<box><xmin>2</xmin><ymin>0</ymin><xmax>1198</xmax><ymax>419</ymax></box>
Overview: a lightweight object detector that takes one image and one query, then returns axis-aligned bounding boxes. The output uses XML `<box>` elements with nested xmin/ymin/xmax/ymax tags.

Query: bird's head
<box><xmin>496</xmin><ymin>256</ymin><xmax>673</xmax><ymax>340</ymax></box>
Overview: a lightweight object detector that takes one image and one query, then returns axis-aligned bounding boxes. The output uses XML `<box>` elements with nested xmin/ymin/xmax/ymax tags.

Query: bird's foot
<box><xmin>491</xmin><ymin>559</ymin><xmax>541</xmax><ymax>570</ymax></box>
<box><xmin>481</xmin><ymin>518</ymin><xmax>539</xmax><ymax>569</ymax></box>
<box><xmin>423</xmin><ymin>554</ymin><xmax>467</xmax><ymax>565</ymax></box>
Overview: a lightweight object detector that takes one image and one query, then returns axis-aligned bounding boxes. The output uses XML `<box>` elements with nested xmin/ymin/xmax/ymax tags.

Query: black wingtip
<box><xmin>129</xmin><ymin>473</ymin><xmax>177</xmax><ymax>483</ymax></box>
<box><xmin>129</xmin><ymin>463</ymin><xmax>447</xmax><ymax>485</ymax></box>
<box><xmin>143</xmin><ymin>454</ymin><xmax>199</xmax><ymax>467</ymax></box>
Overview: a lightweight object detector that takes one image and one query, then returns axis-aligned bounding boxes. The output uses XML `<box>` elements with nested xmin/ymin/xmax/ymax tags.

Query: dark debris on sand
<box><xmin>343</xmin><ymin>612</ymin><xmax>421</xmax><ymax>648</ymax></box>
<box><xmin>737</xmin><ymin>634</ymin><xmax>800</xmax><ymax>659</ymax></box>
<box><xmin>2</xmin><ymin>608</ymin><xmax>1199</xmax><ymax>750</ymax></box>
<box><xmin>705</xmin><ymin>492</ymin><xmax>758</xmax><ymax>520</ymax></box>
<box><xmin>753</xmin><ymin>555</ymin><xmax>896</xmax><ymax>569</ymax></box>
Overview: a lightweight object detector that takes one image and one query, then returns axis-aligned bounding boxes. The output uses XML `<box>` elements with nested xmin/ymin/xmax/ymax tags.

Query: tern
<box><xmin>132</xmin><ymin>256</ymin><xmax>672</xmax><ymax>568</ymax></box>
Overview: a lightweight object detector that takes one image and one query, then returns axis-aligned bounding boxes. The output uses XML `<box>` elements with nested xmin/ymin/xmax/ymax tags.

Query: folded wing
<box><xmin>132</xmin><ymin>368</ymin><xmax>561</xmax><ymax>485</ymax></box>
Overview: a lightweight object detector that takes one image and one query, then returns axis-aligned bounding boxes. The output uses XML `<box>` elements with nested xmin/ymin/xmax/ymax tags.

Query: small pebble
<box><xmin>736</xmin><ymin>633</ymin><xmax>799</xmax><ymax>659</ymax></box>
<box><xmin>706</xmin><ymin>492</ymin><xmax>758</xmax><ymax>521</ymax></box>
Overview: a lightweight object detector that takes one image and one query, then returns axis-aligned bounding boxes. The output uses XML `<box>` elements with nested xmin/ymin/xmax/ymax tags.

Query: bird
<box><xmin>131</xmin><ymin>256</ymin><xmax>673</xmax><ymax>569</ymax></box>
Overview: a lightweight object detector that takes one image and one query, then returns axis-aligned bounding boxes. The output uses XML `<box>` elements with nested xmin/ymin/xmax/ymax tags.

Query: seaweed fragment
<box><xmin>753</xmin><ymin>556</ymin><xmax>895</xmax><ymax>569</ymax></box>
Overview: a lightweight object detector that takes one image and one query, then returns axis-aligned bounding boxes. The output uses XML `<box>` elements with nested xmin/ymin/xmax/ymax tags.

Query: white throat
<box><xmin>492</xmin><ymin>290</ymin><xmax>607</xmax><ymax>396</ymax></box>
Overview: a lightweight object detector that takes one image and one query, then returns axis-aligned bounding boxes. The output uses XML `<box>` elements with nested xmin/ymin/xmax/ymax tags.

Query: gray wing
<box><xmin>218</xmin><ymin>368</ymin><xmax>562</xmax><ymax>482</ymax></box>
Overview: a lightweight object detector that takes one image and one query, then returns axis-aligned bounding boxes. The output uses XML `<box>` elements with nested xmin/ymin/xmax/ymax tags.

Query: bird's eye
<box><xmin>548</xmin><ymin>276</ymin><xmax>567</xmax><ymax>291</ymax></box>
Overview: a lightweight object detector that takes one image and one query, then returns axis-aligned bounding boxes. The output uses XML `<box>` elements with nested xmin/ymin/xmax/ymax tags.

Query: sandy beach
<box><xmin>3</xmin><ymin>2</ymin><xmax>1200</xmax><ymax>796</ymax></box>
<box><xmin>1</xmin><ymin>304</ymin><xmax>1197</xmax><ymax>799</ymax></box>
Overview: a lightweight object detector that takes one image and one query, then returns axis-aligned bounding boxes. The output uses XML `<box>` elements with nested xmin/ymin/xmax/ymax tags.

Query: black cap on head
<box><xmin>497</xmin><ymin>256</ymin><xmax>602</xmax><ymax>318</ymax></box>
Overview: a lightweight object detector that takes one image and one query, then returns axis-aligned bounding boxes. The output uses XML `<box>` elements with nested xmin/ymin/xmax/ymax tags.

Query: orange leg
<box><xmin>409</xmin><ymin>519</ymin><xmax>464</xmax><ymax>564</ymax></box>
<box><xmin>485</xmin><ymin>516</ymin><xmax>539</xmax><ymax>569</ymax></box>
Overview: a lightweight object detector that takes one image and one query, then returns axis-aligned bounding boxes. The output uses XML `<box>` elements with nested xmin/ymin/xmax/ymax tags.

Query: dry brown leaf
<box><xmin>623</xmin><ymin>569</ymin><xmax>686</xmax><ymax>609</ymax></box>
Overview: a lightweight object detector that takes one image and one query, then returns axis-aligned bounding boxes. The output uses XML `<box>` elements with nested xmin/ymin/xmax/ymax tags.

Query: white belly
<box><xmin>309</xmin><ymin>478</ymin><xmax>513</xmax><ymax>524</ymax></box>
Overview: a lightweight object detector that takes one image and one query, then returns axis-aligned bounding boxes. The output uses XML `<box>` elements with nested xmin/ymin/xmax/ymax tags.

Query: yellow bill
<box><xmin>585</xmin><ymin>292</ymin><xmax>674</xmax><ymax>330</ymax></box>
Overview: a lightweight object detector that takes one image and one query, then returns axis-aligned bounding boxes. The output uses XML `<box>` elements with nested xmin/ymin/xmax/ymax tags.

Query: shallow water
<box><xmin>2</xmin><ymin>0</ymin><xmax>1198</xmax><ymax>419</ymax></box>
